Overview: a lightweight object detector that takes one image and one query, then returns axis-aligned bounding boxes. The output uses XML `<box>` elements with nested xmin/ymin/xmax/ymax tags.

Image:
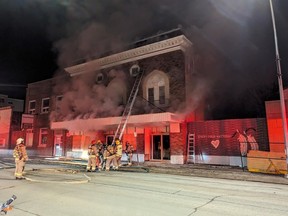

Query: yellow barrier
<box><xmin>247</xmin><ymin>150</ymin><xmax>287</xmax><ymax>174</ymax></box>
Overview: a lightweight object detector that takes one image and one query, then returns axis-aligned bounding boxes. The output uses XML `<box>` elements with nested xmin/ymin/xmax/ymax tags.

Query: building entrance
<box><xmin>152</xmin><ymin>134</ymin><xmax>170</xmax><ymax>160</ymax></box>
<box><xmin>54</xmin><ymin>135</ymin><xmax>63</xmax><ymax>157</ymax></box>
<box><xmin>106</xmin><ymin>135</ymin><xmax>114</xmax><ymax>145</ymax></box>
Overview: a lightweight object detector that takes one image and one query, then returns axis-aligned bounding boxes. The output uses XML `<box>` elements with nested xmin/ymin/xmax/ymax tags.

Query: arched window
<box><xmin>143</xmin><ymin>70</ymin><xmax>169</xmax><ymax>106</ymax></box>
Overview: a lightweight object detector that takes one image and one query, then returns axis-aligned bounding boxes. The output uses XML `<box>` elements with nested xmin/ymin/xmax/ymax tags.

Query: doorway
<box><xmin>106</xmin><ymin>135</ymin><xmax>114</xmax><ymax>145</ymax></box>
<box><xmin>152</xmin><ymin>134</ymin><xmax>170</xmax><ymax>160</ymax></box>
<box><xmin>54</xmin><ymin>135</ymin><xmax>63</xmax><ymax>157</ymax></box>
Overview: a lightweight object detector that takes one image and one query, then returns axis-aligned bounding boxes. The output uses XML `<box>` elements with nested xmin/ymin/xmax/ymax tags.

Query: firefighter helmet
<box><xmin>16</xmin><ymin>138</ymin><xmax>24</xmax><ymax>145</ymax></box>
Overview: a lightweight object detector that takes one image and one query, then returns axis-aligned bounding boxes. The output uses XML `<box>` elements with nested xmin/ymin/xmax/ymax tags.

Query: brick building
<box><xmin>22</xmin><ymin>29</ymin><xmax>274</xmax><ymax>166</ymax></box>
<box><xmin>0</xmin><ymin>94</ymin><xmax>23</xmax><ymax>150</ymax></box>
<box><xmin>23</xmin><ymin>29</ymin><xmax>206</xmax><ymax>163</ymax></box>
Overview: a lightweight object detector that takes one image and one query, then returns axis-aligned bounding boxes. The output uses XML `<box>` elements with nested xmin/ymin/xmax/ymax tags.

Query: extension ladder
<box><xmin>187</xmin><ymin>133</ymin><xmax>196</xmax><ymax>163</ymax></box>
<box><xmin>112</xmin><ymin>68</ymin><xmax>144</xmax><ymax>145</ymax></box>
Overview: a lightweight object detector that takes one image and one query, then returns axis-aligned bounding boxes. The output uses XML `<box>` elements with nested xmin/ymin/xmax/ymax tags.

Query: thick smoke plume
<box><xmin>4</xmin><ymin>0</ymin><xmax>288</xmax><ymax>118</ymax></box>
<box><xmin>50</xmin><ymin>69</ymin><xmax>127</xmax><ymax>122</ymax></box>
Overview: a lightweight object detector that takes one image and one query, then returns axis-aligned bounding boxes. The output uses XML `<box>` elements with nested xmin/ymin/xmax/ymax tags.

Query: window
<box><xmin>39</xmin><ymin>128</ymin><xmax>48</xmax><ymax>147</ymax></box>
<box><xmin>56</xmin><ymin>95</ymin><xmax>63</xmax><ymax>111</ymax></box>
<box><xmin>28</xmin><ymin>100</ymin><xmax>36</xmax><ymax>114</ymax></box>
<box><xmin>159</xmin><ymin>86</ymin><xmax>165</xmax><ymax>104</ymax></box>
<box><xmin>41</xmin><ymin>98</ymin><xmax>50</xmax><ymax>113</ymax></box>
<box><xmin>143</xmin><ymin>70</ymin><xmax>169</xmax><ymax>106</ymax></box>
<box><xmin>96</xmin><ymin>72</ymin><xmax>105</xmax><ymax>84</ymax></box>
<box><xmin>129</xmin><ymin>64</ymin><xmax>140</xmax><ymax>77</ymax></box>
<box><xmin>148</xmin><ymin>88</ymin><xmax>154</xmax><ymax>103</ymax></box>
<box><xmin>56</xmin><ymin>95</ymin><xmax>63</xmax><ymax>101</ymax></box>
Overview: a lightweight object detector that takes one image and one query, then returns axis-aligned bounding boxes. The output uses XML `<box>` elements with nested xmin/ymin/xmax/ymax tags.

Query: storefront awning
<box><xmin>51</xmin><ymin>112</ymin><xmax>183</xmax><ymax>132</ymax></box>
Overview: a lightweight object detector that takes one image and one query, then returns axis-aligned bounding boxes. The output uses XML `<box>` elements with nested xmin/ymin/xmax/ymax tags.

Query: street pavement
<box><xmin>48</xmin><ymin>158</ymin><xmax>288</xmax><ymax>185</ymax></box>
<box><xmin>1</xmin><ymin>156</ymin><xmax>287</xmax><ymax>185</ymax></box>
<box><xmin>1</xmin><ymin>156</ymin><xmax>288</xmax><ymax>216</ymax></box>
<box><xmin>1</xmin><ymin>159</ymin><xmax>288</xmax><ymax>216</ymax></box>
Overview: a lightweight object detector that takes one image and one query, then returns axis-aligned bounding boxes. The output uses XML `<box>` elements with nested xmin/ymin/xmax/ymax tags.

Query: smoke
<box><xmin>51</xmin><ymin>0</ymin><xmax>162</xmax><ymax>68</ymax></box>
<box><xmin>1</xmin><ymin>0</ymin><xmax>287</xmax><ymax>117</ymax></box>
<box><xmin>50</xmin><ymin>69</ymin><xmax>127</xmax><ymax>122</ymax></box>
<box><xmin>40</xmin><ymin>0</ymin><xmax>287</xmax><ymax>120</ymax></box>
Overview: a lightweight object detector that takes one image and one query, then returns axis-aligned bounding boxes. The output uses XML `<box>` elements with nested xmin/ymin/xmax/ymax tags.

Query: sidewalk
<box><xmin>40</xmin><ymin>157</ymin><xmax>288</xmax><ymax>185</ymax></box>
<box><xmin>144</xmin><ymin>162</ymin><xmax>288</xmax><ymax>185</ymax></box>
<box><xmin>1</xmin><ymin>156</ymin><xmax>288</xmax><ymax>185</ymax></box>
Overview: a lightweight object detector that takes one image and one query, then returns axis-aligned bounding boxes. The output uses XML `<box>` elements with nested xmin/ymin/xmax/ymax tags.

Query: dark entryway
<box><xmin>106</xmin><ymin>135</ymin><xmax>114</xmax><ymax>145</ymax></box>
<box><xmin>152</xmin><ymin>134</ymin><xmax>170</xmax><ymax>160</ymax></box>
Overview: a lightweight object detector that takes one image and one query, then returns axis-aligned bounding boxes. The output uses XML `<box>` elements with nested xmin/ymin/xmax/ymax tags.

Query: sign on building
<box><xmin>188</xmin><ymin>118</ymin><xmax>269</xmax><ymax>157</ymax></box>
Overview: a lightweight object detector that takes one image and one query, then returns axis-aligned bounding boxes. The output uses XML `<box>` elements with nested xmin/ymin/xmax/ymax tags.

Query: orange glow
<box><xmin>266</xmin><ymin>101</ymin><xmax>287</xmax><ymax>153</ymax></box>
<box><xmin>144</xmin><ymin>127</ymin><xmax>151</xmax><ymax>160</ymax></box>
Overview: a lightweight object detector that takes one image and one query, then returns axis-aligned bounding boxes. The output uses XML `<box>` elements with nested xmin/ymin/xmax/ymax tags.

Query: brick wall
<box><xmin>170</xmin><ymin>123</ymin><xmax>187</xmax><ymax>156</ymax></box>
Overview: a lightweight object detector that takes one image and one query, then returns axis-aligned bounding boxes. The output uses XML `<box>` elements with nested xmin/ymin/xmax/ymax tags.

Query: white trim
<box><xmin>51</xmin><ymin>112</ymin><xmax>183</xmax><ymax>132</ymax></box>
<box><xmin>171</xmin><ymin>155</ymin><xmax>184</xmax><ymax>164</ymax></box>
<box><xmin>194</xmin><ymin>155</ymin><xmax>246</xmax><ymax>167</ymax></box>
<box><xmin>65</xmin><ymin>35</ymin><xmax>192</xmax><ymax>76</ymax></box>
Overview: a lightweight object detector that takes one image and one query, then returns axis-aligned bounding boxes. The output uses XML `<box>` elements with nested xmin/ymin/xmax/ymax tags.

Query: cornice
<box><xmin>65</xmin><ymin>35</ymin><xmax>192</xmax><ymax>76</ymax></box>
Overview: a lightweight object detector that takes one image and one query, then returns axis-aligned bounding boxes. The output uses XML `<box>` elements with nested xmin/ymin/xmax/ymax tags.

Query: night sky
<box><xmin>0</xmin><ymin>0</ymin><xmax>287</xmax><ymax>119</ymax></box>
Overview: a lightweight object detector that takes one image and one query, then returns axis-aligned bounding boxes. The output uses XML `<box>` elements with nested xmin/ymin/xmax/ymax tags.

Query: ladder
<box><xmin>187</xmin><ymin>133</ymin><xmax>196</xmax><ymax>163</ymax></box>
<box><xmin>112</xmin><ymin>69</ymin><xmax>144</xmax><ymax>145</ymax></box>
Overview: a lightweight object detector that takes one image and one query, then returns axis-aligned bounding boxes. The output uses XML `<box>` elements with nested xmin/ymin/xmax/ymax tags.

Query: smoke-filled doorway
<box><xmin>152</xmin><ymin>135</ymin><xmax>170</xmax><ymax>160</ymax></box>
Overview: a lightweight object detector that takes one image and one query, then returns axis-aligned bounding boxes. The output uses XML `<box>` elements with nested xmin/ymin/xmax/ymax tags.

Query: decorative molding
<box><xmin>65</xmin><ymin>35</ymin><xmax>192</xmax><ymax>76</ymax></box>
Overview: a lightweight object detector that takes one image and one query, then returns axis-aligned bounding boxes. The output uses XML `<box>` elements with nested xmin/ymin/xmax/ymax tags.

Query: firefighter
<box><xmin>95</xmin><ymin>140</ymin><xmax>103</xmax><ymax>171</ymax></box>
<box><xmin>101</xmin><ymin>143</ymin><xmax>108</xmax><ymax>170</ymax></box>
<box><xmin>86</xmin><ymin>140</ymin><xmax>97</xmax><ymax>172</ymax></box>
<box><xmin>125</xmin><ymin>141</ymin><xmax>134</xmax><ymax>166</ymax></box>
<box><xmin>13</xmin><ymin>138</ymin><xmax>28</xmax><ymax>180</ymax></box>
<box><xmin>113</xmin><ymin>138</ymin><xmax>123</xmax><ymax>170</ymax></box>
<box><xmin>103</xmin><ymin>143</ymin><xmax>116</xmax><ymax>171</ymax></box>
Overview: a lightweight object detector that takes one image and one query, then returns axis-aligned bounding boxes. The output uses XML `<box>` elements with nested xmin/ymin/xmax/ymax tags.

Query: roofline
<box><xmin>65</xmin><ymin>35</ymin><xmax>192</xmax><ymax>77</ymax></box>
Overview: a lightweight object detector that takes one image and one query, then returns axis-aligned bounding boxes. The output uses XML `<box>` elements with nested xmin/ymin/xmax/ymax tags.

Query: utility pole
<box><xmin>269</xmin><ymin>0</ymin><xmax>288</xmax><ymax>177</ymax></box>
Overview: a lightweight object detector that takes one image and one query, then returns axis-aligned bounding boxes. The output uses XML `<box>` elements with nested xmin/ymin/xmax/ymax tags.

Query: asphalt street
<box><xmin>1</xmin><ymin>158</ymin><xmax>288</xmax><ymax>216</ymax></box>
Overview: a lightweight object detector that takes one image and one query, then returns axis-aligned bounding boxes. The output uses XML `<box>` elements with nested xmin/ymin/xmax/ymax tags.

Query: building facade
<box><xmin>24</xmin><ymin>30</ymin><xmax>206</xmax><ymax>164</ymax></box>
<box><xmin>0</xmin><ymin>94</ymin><xmax>24</xmax><ymax>150</ymax></box>
<box><xmin>22</xmin><ymin>30</ymin><xmax>275</xmax><ymax>167</ymax></box>
<box><xmin>51</xmin><ymin>32</ymin><xmax>203</xmax><ymax>164</ymax></box>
